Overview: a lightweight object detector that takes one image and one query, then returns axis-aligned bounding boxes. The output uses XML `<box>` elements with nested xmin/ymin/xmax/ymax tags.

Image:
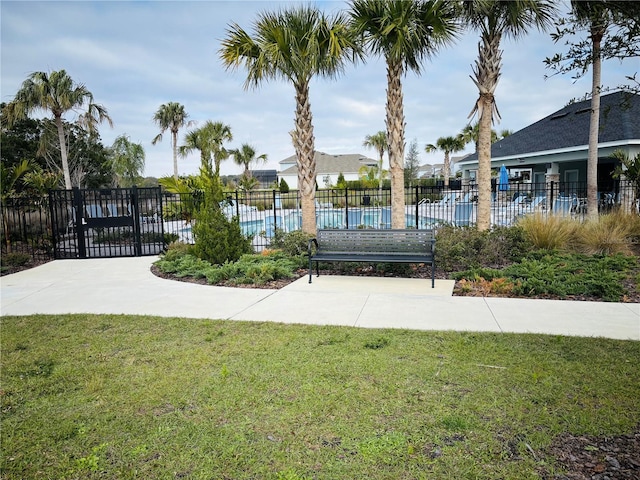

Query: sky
<box><xmin>1</xmin><ymin>0</ymin><xmax>637</xmax><ymax>179</ymax></box>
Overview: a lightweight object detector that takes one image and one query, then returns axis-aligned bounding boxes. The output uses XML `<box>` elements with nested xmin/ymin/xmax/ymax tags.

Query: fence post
<box><xmin>272</xmin><ymin>189</ymin><xmax>278</xmax><ymax>236</ymax></box>
<box><xmin>72</xmin><ymin>187</ymin><xmax>87</xmax><ymax>259</ymax></box>
<box><xmin>344</xmin><ymin>189</ymin><xmax>349</xmax><ymax>229</ymax></box>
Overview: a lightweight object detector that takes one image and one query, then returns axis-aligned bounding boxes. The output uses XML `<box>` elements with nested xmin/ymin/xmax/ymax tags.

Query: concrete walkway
<box><xmin>1</xmin><ymin>257</ymin><xmax>638</xmax><ymax>341</ymax></box>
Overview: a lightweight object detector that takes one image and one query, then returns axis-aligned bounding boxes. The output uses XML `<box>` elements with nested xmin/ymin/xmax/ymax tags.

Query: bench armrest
<box><xmin>307</xmin><ymin>238</ymin><xmax>318</xmax><ymax>256</ymax></box>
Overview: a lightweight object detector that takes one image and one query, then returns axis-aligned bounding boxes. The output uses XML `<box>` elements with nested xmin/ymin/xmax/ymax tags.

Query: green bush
<box><xmin>435</xmin><ymin>225</ymin><xmax>529</xmax><ymax>273</ymax></box>
<box><xmin>1</xmin><ymin>252</ymin><xmax>31</xmax><ymax>267</ymax></box>
<box><xmin>279</xmin><ymin>178</ymin><xmax>290</xmax><ymax>193</ymax></box>
<box><xmin>192</xmin><ymin>166</ymin><xmax>252</xmax><ymax>265</ymax></box>
<box><xmin>155</xmin><ymin>250</ymin><xmax>301</xmax><ymax>286</ymax></box>
<box><xmin>454</xmin><ymin>251</ymin><xmax>637</xmax><ymax>302</ymax></box>
<box><xmin>269</xmin><ymin>230</ymin><xmax>313</xmax><ymax>258</ymax></box>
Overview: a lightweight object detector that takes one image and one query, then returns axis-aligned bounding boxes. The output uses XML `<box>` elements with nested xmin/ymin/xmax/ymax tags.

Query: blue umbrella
<box><xmin>498</xmin><ymin>165</ymin><xmax>509</xmax><ymax>192</ymax></box>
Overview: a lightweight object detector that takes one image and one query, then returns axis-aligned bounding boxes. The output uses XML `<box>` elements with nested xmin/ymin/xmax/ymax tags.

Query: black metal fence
<box><xmin>2</xmin><ymin>181</ymin><xmax>638</xmax><ymax>263</ymax></box>
<box><xmin>48</xmin><ymin>187</ymin><xmax>165</xmax><ymax>259</ymax></box>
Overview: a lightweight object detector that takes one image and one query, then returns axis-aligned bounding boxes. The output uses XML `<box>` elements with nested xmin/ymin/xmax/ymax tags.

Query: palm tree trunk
<box><xmin>378</xmin><ymin>154</ymin><xmax>383</xmax><ymax>200</ymax></box>
<box><xmin>172</xmin><ymin>129</ymin><xmax>179</xmax><ymax>180</ymax></box>
<box><xmin>295</xmin><ymin>81</ymin><xmax>317</xmax><ymax>235</ymax></box>
<box><xmin>55</xmin><ymin>115</ymin><xmax>72</xmax><ymax>189</ymax></box>
<box><xmin>477</xmin><ymin>95</ymin><xmax>493</xmax><ymax>231</ymax></box>
<box><xmin>444</xmin><ymin>151</ymin><xmax>451</xmax><ymax>188</ymax></box>
<box><xmin>587</xmin><ymin>30</ymin><xmax>603</xmax><ymax>219</ymax></box>
<box><xmin>386</xmin><ymin>60</ymin><xmax>406</xmax><ymax>229</ymax></box>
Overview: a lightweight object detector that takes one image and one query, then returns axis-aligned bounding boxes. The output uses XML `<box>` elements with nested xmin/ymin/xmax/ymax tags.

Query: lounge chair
<box><xmin>553</xmin><ymin>196</ymin><xmax>574</xmax><ymax>216</ymax></box>
<box><xmin>454</xmin><ymin>202</ymin><xmax>475</xmax><ymax>227</ymax></box>
<box><xmin>85</xmin><ymin>204</ymin><xmax>104</xmax><ymax>218</ymax></box>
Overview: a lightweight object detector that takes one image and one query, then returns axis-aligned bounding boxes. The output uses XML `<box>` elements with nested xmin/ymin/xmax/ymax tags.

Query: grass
<box><xmin>2</xmin><ymin>314</ymin><xmax>639</xmax><ymax>479</ymax></box>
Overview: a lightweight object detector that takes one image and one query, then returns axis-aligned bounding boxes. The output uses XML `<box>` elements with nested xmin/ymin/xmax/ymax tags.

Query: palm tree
<box><xmin>220</xmin><ymin>5</ymin><xmax>361</xmax><ymax>235</ymax></box>
<box><xmin>462</xmin><ymin>1</ymin><xmax>556</xmax><ymax>230</ymax></box>
<box><xmin>179</xmin><ymin>121</ymin><xmax>233</xmax><ymax>176</ymax></box>
<box><xmin>152</xmin><ymin>102</ymin><xmax>194</xmax><ymax>180</ymax></box>
<box><xmin>3</xmin><ymin>69</ymin><xmax>113</xmax><ymax>189</ymax></box>
<box><xmin>362</xmin><ymin>130</ymin><xmax>388</xmax><ymax>199</ymax></box>
<box><xmin>208</xmin><ymin>122</ymin><xmax>233</xmax><ymax>177</ymax></box>
<box><xmin>425</xmin><ymin>135</ymin><xmax>466</xmax><ymax>187</ymax></box>
<box><xmin>230</xmin><ymin>143</ymin><xmax>268</xmax><ymax>179</ymax></box>
<box><xmin>110</xmin><ymin>135</ymin><xmax>145</xmax><ymax>187</ymax></box>
<box><xmin>350</xmin><ymin>0</ymin><xmax>460</xmax><ymax>228</ymax></box>
<box><xmin>460</xmin><ymin>122</ymin><xmax>507</xmax><ymax>153</ymax></box>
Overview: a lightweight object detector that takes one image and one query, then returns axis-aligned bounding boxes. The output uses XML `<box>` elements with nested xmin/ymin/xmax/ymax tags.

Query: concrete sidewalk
<box><xmin>1</xmin><ymin>257</ymin><xmax>638</xmax><ymax>340</ymax></box>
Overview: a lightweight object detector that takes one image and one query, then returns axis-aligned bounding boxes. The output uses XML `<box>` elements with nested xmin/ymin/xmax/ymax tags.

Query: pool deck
<box><xmin>1</xmin><ymin>256</ymin><xmax>638</xmax><ymax>341</ymax></box>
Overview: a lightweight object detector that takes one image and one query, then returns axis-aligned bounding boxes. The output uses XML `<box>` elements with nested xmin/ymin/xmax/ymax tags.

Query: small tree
<box><xmin>279</xmin><ymin>178</ymin><xmax>290</xmax><ymax>193</ymax></box>
<box><xmin>404</xmin><ymin>139</ymin><xmax>421</xmax><ymax>188</ymax></box>
<box><xmin>192</xmin><ymin>163</ymin><xmax>251</xmax><ymax>265</ymax></box>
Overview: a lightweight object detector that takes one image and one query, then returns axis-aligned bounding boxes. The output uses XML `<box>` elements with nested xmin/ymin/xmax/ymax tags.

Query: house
<box><xmin>457</xmin><ymin>91</ymin><xmax>640</xmax><ymax>191</ymax></box>
<box><xmin>419</xmin><ymin>155</ymin><xmax>470</xmax><ymax>179</ymax></box>
<box><xmin>278</xmin><ymin>151</ymin><xmax>378</xmax><ymax>189</ymax></box>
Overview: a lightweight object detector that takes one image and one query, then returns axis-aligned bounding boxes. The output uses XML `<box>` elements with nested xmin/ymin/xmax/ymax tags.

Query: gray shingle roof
<box><xmin>279</xmin><ymin>151</ymin><xmax>377</xmax><ymax>175</ymax></box>
<box><xmin>463</xmin><ymin>91</ymin><xmax>640</xmax><ymax>162</ymax></box>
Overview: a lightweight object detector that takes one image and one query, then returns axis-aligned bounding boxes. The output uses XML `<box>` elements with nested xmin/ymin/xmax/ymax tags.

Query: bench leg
<box><xmin>431</xmin><ymin>261</ymin><xmax>435</xmax><ymax>288</ymax></box>
<box><xmin>308</xmin><ymin>257</ymin><xmax>313</xmax><ymax>283</ymax></box>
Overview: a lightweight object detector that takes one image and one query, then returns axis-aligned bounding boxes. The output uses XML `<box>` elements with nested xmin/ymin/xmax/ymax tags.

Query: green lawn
<box><xmin>2</xmin><ymin>314</ymin><xmax>639</xmax><ymax>479</ymax></box>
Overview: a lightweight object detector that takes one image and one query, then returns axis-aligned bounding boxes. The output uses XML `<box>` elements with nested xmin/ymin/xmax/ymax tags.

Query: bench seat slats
<box><xmin>308</xmin><ymin>229</ymin><xmax>436</xmax><ymax>288</ymax></box>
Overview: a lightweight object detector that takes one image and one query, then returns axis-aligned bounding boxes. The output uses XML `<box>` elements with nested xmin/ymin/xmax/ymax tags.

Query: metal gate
<box><xmin>49</xmin><ymin>187</ymin><xmax>165</xmax><ymax>259</ymax></box>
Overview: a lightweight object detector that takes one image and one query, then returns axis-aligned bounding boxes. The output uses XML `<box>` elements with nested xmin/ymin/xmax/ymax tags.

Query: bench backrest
<box><xmin>317</xmin><ymin>229</ymin><xmax>434</xmax><ymax>255</ymax></box>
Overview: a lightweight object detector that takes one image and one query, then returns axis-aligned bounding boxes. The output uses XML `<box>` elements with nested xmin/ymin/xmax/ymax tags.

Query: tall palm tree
<box><xmin>152</xmin><ymin>102</ymin><xmax>194</xmax><ymax>180</ymax></box>
<box><xmin>209</xmin><ymin>122</ymin><xmax>233</xmax><ymax>177</ymax></box>
<box><xmin>350</xmin><ymin>0</ymin><xmax>460</xmax><ymax>228</ymax></box>
<box><xmin>425</xmin><ymin>135</ymin><xmax>466</xmax><ymax>187</ymax></box>
<box><xmin>179</xmin><ymin>121</ymin><xmax>233</xmax><ymax>176</ymax></box>
<box><xmin>3</xmin><ymin>69</ymin><xmax>113</xmax><ymax>189</ymax></box>
<box><xmin>220</xmin><ymin>6</ymin><xmax>361</xmax><ymax>235</ymax></box>
<box><xmin>230</xmin><ymin>143</ymin><xmax>268</xmax><ymax>179</ymax></box>
<box><xmin>363</xmin><ymin>130</ymin><xmax>388</xmax><ymax>199</ymax></box>
<box><xmin>462</xmin><ymin>0</ymin><xmax>556</xmax><ymax>230</ymax></box>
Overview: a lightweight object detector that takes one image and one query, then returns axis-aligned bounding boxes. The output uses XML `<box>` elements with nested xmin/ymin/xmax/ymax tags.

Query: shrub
<box><xmin>1</xmin><ymin>252</ymin><xmax>31</xmax><ymax>267</ymax></box>
<box><xmin>279</xmin><ymin>178</ymin><xmax>290</xmax><ymax>193</ymax></box>
<box><xmin>572</xmin><ymin>215</ymin><xmax>633</xmax><ymax>255</ymax></box>
<box><xmin>192</xmin><ymin>166</ymin><xmax>252</xmax><ymax>265</ymax></box>
<box><xmin>435</xmin><ymin>225</ymin><xmax>529</xmax><ymax>273</ymax></box>
<box><xmin>517</xmin><ymin>214</ymin><xmax>577</xmax><ymax>250</ymax></box>
<box><xmin>269</xmin><ymin>230</ymin><xmax>313</xmax><ymax>258</ymax></box>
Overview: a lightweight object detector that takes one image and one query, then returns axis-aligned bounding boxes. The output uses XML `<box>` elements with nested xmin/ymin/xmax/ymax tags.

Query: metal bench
<box><xmin>308</xmin><ymin>229</ymin><xmax>436</xmax><ymax>288</ymax></box>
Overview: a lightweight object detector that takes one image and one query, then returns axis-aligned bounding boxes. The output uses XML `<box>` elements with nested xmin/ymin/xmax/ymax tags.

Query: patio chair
<box><xmin>454</xmin><ymin>202</ymin><xmax>474</xmax><ymax>227</ymax></box>
<box><xmin>553</xmin><ymin>196</ymin><xmax>573</xmax><ymax>216</ymax></box>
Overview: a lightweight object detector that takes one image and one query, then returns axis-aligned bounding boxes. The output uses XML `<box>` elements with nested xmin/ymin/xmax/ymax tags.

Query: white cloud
<box><xmin>2</xmin><ymin>0</ymin><xmax>637</xmax><ymax>179</ymax></box>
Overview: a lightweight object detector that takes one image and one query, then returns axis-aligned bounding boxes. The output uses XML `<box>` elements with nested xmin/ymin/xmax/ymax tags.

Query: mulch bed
<box><xmin>541</xmin><ymin>427</ymin><xmax>640</xmax><ymax>480</ymax></box>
